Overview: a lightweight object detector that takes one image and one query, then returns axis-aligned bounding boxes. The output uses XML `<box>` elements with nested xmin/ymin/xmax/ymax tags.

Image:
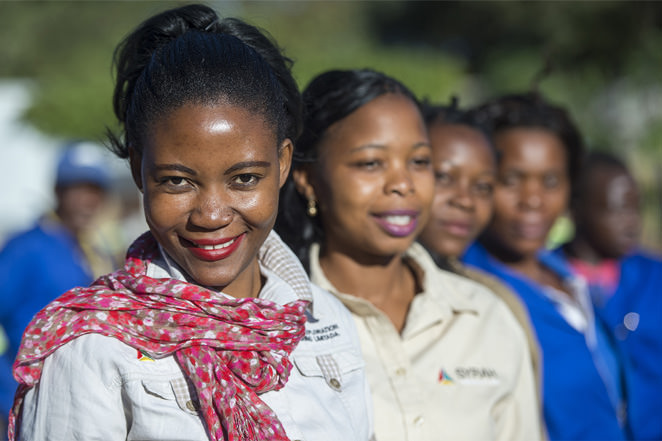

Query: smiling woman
<box><xmin>276</xmin><ymin>69</ymin><xmax>541</xmax><ymax>441</ymax></box>
<box><xmin>8</xmin><ymin>4</ymin><xmax>373</xmax><ymax>441</ymax></box>
<box><xmin>136</xmin><ymin>102</ymin><xmax>288</xmax><ymax>298</ymax></box>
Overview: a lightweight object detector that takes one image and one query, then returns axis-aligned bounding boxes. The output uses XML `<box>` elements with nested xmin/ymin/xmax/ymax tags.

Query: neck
<box><xmin>564</xmin><ymin>238</ymin><xmax>607</xmax><ymax>265</ymax></box>
<box><xmin>488</xmin><ymin>245</ymin><xmax>569</xmax><ymax>295</ymax></box>
<box><xmin>318</xmin><ymin>245</ymin><xmax>417</xmax><ymax>332</ymax></box>
<box><xmin>54</xmin><ymin>208</ymin><xmax>80</xmax><ymax>237</ymax></box>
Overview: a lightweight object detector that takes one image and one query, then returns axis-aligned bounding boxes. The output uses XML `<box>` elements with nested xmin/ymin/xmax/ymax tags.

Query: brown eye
<box><xmin>543</xmin><ymin>174</ymin><xmax>560</xmax><ymax>189</ymax></box>
<box><xmin>232</xmin><ymin>174</ymin><xmax>260</xmax><ymax>187</ymax></box>
<box><xmin>501</xmin><ymin>172</ymin><xmax>520</xmax><ymax>187</ymax></box>
<box><xmin>411</xmin><ymin>156</ymin><xmax>431</xmax><ymax>168</ymax></box>
<box><xmin>434</xmin><ymin>171</ymin><xmax>453</xmax><ymax>186</ymax></box>
<box><xmin>474</xmin><ymin>181</ymin><xmax>494</xmax><ymax>197</ymax></box>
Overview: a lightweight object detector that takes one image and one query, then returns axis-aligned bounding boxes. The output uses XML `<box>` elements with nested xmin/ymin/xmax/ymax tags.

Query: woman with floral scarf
<box><xmin>9</xmin><ymin>4</ymin><xmax>373</xmax><ymax>441</ymax></box>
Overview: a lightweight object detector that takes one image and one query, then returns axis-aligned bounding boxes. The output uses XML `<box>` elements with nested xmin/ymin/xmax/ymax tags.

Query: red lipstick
<box><xmin>185</xmin><ymin>234</ymin><xmax>244</xmax><ymax>261</ymax></box>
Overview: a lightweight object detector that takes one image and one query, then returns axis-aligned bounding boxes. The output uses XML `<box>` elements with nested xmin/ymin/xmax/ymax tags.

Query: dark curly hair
<box><xmin>107</xmin><ymin>4</ymin><xmax>302</xmax><ymax>158</ymax></box>
<box><xmin>469</xmin><ymin>92</ymin><xmax>584</xmax><ymax>189</ymax></box>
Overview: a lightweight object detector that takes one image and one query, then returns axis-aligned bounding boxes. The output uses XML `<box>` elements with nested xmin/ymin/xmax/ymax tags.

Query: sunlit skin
<box><xmin>418</xmin><ymin>123</ymin><xmax>496</xmax><ymax>258</ymax></box>
<box><xmin>294</xmin><ymin>93</ymin><xmax>433</xmax><ymax>330</ymax></box>
<box><xmin>481</xmin><ymin>128</ymin><xmax>570</xmax><ymax>285</ymax></box>
<box><xmin>570</xmin><ymin>165</ymin><xmax>641</xmax><ymax>262</ymax></box>
<box><xmin>129</xmin><ymin>102</ymin><xmax>292</xmax><ymax>298</ymax></box>
<box><xmin>56</xmin><ymin>183</ymin><xmax>107</xmax><ymax>236</ymax></box>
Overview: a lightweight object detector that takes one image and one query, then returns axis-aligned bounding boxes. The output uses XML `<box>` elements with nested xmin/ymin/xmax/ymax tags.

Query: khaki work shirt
<box><xmin>310</xmin><ymin>242</ymin><xmax>541</xmax><ymax>441</ymax></box>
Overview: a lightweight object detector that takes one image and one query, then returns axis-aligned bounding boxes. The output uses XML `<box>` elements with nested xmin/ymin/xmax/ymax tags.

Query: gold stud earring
<box><xmin>307</xmin><ymin>198</ymin><xmax>318</xmax><ymax>217</ymax></box>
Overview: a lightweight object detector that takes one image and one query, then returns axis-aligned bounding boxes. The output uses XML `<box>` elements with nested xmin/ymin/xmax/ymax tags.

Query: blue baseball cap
<box><xmin>55</xmin><ymin>141</ymin><xmax>112</xmax><ymax>190</ymax></box>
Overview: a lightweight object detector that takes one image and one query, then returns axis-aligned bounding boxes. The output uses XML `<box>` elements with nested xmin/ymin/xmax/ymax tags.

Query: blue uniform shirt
<box><xmin>463</xmin><ymin>242</ymin><xmax>627</xmax><ymax>441</ymax></box>
<box><xmin>0</xmin><ymin>216</ymin><xmax>94</xmax><ymax>417</ymax></box>
<box><xmin>583</xmin><ymin>250</ymin><xmax>662</xmax><ymax>441</ymax></box>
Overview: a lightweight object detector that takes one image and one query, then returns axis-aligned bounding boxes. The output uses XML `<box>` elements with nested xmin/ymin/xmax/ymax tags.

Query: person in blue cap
<box><xmin>0</xmin><ymin>140</ymin><xmax>115</xmax><ymax>432</ymax></box>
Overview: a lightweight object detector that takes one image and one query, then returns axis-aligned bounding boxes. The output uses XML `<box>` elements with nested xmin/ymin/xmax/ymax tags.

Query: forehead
<box><xmin>142</xmin><ymin>102</ymin><xmax>278</xmax><ymax>161</ymax></box>
<box><xmin>148</xmin><ymin>102</ymin><xmax>275</xmax><ymax>141</ymax></box>
<box><xmin>429</xmin><ymin>124</ymin><xmax>493</xmax><ymax>159</ymax></box>
<box><xmin>585</xmin><ymin>166</ymin><xmax>638</xmax><ymax>203</ymax></box>
<box><xmin>493</xmin><ymin>127</ymin><xmax>567</xmax><ymax>168</ymax></box>
<box><xmin>322</xmin><ymin>93</ymin><xmax>426</xmax><ymax>147</ymax></box>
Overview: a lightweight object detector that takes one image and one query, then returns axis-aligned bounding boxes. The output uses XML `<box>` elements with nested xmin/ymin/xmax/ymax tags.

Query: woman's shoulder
<box><xmin>408</xmin><ymin>244</ymin><xmax>529</xmax><ymax>337</ymax></box>
<box><xmin>408</xmin><ymin>243</ymin><xmax>505</xmax><ymax>309</ymax></box>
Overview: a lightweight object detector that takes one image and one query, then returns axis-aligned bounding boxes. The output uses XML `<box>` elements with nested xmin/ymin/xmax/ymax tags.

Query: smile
<box><xmin>197</xmin><ymin>239</ymin><xmax>237</xmax><ymax>251</ymax></box>
<box><xmin>373</xmin><ymin>211</ymin><xmax>419</xmax><ymax>237</ymax></box>
<box><xmin>184</xmin><ymin>234</ymin><xmax>244</xmax><ymax>262</ymax></box>
<box><xmin>384</xmin><ymin>214</ymin><xmax>413</xmax><ymax>226</ymax></box>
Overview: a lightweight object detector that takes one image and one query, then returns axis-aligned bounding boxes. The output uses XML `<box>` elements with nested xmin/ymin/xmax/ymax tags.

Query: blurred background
<box><xmin>1</xmin><ymin>0</ymin><xmax>661</xmax><ymax>251</ymax></box>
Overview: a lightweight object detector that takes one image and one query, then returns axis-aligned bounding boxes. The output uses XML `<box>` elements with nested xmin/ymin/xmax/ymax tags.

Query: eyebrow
<box><xmin>153</xmin><ymin>164</ymin><xmax>197</xmax><ymax>175</ymax></box>
<box><xmin>224</xmin><ymin>161</ymin><xmax>272</xmax><ymax>175</ymax></box>
<box><xmin>349</xmin><ymin>141</ymin><xmax>430</xmax><ymax>153</ymax></box>
<box><xmin>152</xmin><ymin>161</ymin><xmax>271</xmax><ymax>176</ymax></box>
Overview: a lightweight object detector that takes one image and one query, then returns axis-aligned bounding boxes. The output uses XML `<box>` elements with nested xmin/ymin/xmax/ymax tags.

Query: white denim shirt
<box><xmin>310</xmin><ymin>242</ymin><xmax>541</xmax><ymax>441</ymax></box>
<box><xmin>18</xmin><ymin>232</ymin><xmax>374</xmax><ymax>441</ymax></box>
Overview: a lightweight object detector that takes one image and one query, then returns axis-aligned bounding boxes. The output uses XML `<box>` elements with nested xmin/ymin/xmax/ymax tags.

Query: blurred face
<box><xmin>482</xmin><ymin>128</ymin><xmax>569</xmax><ymax>260</ymax></box>
<box><xmin>418</xmin><ymin>123</ymin><xmax>496</xmax><ymax>258</ymax></box>
<box><xmin>56</xmin><ymin>183</ymin><xmax>107</xmax><ymax>235</ymax></box>
<box><xmin>300</xmin><ymin>93</ymin><xmax>434</xmax><ymax>262</ymax></box>
<box><xmin>575</xmin><ymin>166</ymin><xmax>641</xmax><ymax>258</ymax></box>
<box><xmin>131</xmin><ymin>102</ymin><xmax>292</xmax><ymax>297</ymax></box>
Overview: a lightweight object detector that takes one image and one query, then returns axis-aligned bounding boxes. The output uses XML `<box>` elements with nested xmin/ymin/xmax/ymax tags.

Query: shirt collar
<box><xmin>308</xmin><ymin>241</ymin><xmax>478</xmax><ymax>321</ymax></box>
<box><xmin>145</xmin><ymin>230</ymin><xmax>314</xmax><ymax>310</ymax></box>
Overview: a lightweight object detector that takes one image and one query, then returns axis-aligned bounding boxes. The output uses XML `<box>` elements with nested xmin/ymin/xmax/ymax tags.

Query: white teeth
<box><xmin>384</xmin><ymin>215</ymin><xmax>412</xmax><ymax>226</ymax></box>
<box><xmin>198</xmin><ymin>238</ymin><xmax>236</xmax><ymax>250</ymax></box>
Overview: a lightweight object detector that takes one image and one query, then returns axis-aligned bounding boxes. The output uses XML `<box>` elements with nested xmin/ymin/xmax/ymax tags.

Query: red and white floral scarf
<box><xmin>9</xmin><ymin>232</ymin><xmax>309</xmax><ymax>441</ymax></box>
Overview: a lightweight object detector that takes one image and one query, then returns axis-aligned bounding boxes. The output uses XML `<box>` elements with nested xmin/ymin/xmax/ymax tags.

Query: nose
<box><xmin>449</xmin><ymin>181</ymin><xmax>475</xmax><ymax>211</ymax></box>
<box><xmin>188</xmin><ymin>188</ymin><xmax>233</xmax><ymax>230</ymax></box>
<box><xmin>519</xmin><ymin>181</ymin><xmax>543</xmax><ymax>210</ymax></box>
<box><xmin>385</xmin><ymin>163</ymin><xmax>414</xmax><ymax>196</ymax></box>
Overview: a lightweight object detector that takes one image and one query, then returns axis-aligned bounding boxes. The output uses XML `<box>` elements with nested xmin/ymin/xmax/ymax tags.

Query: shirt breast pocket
<box><xmin>292</xmin><ymin>350</ymin><xmax>368</xmax><ymax>439</ymax></box>
<box><xmin>141</xmin><ymin>378</ymin><xmax>200</xmax><ymax>416</ymax></box>
<box><xmin>124</xmin><ymin>377</ymin><xmax>207</xmax><ymax>440</ymax></box>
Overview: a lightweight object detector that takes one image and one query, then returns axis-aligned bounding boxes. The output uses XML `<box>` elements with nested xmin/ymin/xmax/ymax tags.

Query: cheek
<box><xmin>546</xmin><ymin>188</ymin><xmax>570</xmax><ymax>216</ymax></box>
<box><xmin>415</xmin><ymin>172</ymin><xmax>435</xmax><ymax>207</ymax></box>
<box><xmin>474</xmin><ymin>199</ymin><xmax>494</xmax><ymax>230</ymax></box>
<box><xmin>321</xmin><ymin>175</ymin><xmax>376</xmax><ymax>214</ymax></box>
<box><xmin>431</xmin><ymin>188</ymin><xmax>453</xmax><ymax>213</ymax></box>
<box><xmin>142</xmin><ymin>193</ymin><xmax>190</xmax><ymax>230</ymax></box>
<box><xmin>492</xmin><ymin>188</ymin><xmax>516</xmax><ymax>217</ymax></box>
<box><xmin>243</xmin><ymin>190</ymin><xmax>280</xmax><ymax>227</ymax></box>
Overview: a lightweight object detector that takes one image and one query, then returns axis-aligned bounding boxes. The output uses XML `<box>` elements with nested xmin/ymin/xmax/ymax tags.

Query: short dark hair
<box><xmin>108</xmin><ymin>4</ymin><xmax>301</xmax><ymax>158</ymax></box>
<box><xmin>421</xmin><ymin>95</ymin><xmax>491</xmax><ymax>141</ymax></box>
<box><xmin>275</xmin><ymin>68</ymin><xmax>420</xmax><ymax>271</ymax></box>
<box><xmin>572</xmin><ymin>149</ymin><xmax>631</xmax><ymax>206</ymax></box>
<box><xmin>470</xmin><ymin>92</ymin><xmax>584</xmax><ymax>188</ymax></box>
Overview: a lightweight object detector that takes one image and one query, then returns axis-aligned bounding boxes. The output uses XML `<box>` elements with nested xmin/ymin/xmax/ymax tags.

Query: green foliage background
<box><xmin>1</xmin><ymin>0</ymin><xmax>661</xmax><ymax>248</ymax></box>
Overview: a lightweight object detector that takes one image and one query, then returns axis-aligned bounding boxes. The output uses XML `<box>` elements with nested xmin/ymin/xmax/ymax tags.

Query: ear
<box><xmin>292</xmin><ymin>165</ymin><xmax>316</xmax><ymax>202</ymax></box>
<box><xmin>128</xmin><ymin>146</ymin><xmax>144</xmax><ymax>193</ymax></box>
<box><xmin>278</xmin><ymin>138</ymin><xmax>293</xmax><ymax>190</ymax></box>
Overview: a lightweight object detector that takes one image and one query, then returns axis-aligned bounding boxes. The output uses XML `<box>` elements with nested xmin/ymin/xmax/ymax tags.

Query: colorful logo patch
<box><xmin>438</xmin><ymin>369</ymin><xmax>454</xmax><ymax>385</ymax></box>
<box><xmin>136</xmin><ymin>349</ymin><xmax>155</xmax><ymax>362</ymax></box>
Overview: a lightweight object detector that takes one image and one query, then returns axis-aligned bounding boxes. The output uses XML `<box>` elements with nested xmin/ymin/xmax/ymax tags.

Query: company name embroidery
<box><xmin>455</xmin><ymin>367</ymin><xmax>498</xmax><ymax>379</ymax></box>
<box><xmin>303</xmin><ymin>323</ymin><xmax>340</xmax><ymax>342</ymax></box>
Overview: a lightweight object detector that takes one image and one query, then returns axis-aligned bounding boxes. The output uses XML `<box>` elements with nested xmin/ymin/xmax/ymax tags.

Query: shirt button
<box><xmin>413</xmin><ymin>416</ymin><xmax>425</xmax><ymax>426</ymax></box>
<box><xmin>395</xmin><ymin>367</ymin><xmax>406</xmax><ymax>376</ymax></box>
<box><xmin>329</xmin><ymin>378</ymin><xmax>341</xmax><ymax>390</ymax></box>
<box><xmin>186</xmin><ymin>400</ymin><xmax>197</xmax><ymax>412</ymax></box>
